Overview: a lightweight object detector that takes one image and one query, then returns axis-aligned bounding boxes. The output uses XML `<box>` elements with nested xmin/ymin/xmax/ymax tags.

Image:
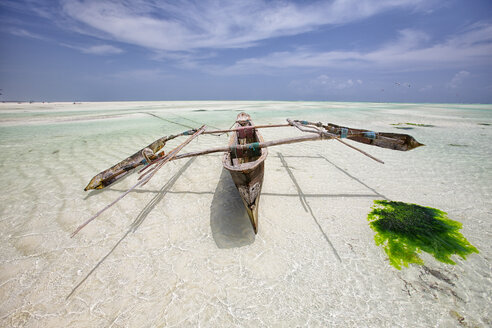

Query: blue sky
<box><xmin>1</xmin><ymin>0</ymin><xmax>491</xmax><ymax>103</ymax></box>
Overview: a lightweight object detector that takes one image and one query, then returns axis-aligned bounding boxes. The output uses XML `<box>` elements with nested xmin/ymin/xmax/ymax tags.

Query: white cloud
<box><xmin>61</xmin><ymin>43</ymin><xmax>124</xmax><ymax>55</ymax></box>
<box><xmin>82</xmin><ymin>45</ymin><xmax>124</xmax><ymax>55</ymax></box>
<box><xmin>218</xmin><ymin>24</ymin><xmax>492</xmax><ymax>74</ymax></box>
<box><xmin>6</xmin><ymin>17</ymin><xmax>123</xmax><ymax>56</ymax></box>
<box><xmin>9</xmin><ymin>27</ymin><xmax>47</xmax><ymax>40</ymax></box>
<box><xmin>447</xmin><ymin>71</ymin><xmax>470</xmax><ymax>89</ymax></box>
<box><xmin>110</xmin><ymin>69</ymin><xmax>170</xmax><ymax>81</ymax></box>
<box><xmin>58</xmin><ymin>0</ymin><xmax>433</xmax><ymax>51</ymax></box>
<box><xmin>289</xmin><ymin>75</ymin><xmax>364</xmax><ymax>95</ymax></box>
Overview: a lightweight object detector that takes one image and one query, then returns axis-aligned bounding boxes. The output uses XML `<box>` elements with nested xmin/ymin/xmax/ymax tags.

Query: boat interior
<box><xmin>228</xmin><ymin>118</ymin><xmax>262</xmax><ymax>167</ymax></box>
<box><xmin>232</xmin><ymin>124</ymin><xmax>259</xmax><ymax>166</ymax></box>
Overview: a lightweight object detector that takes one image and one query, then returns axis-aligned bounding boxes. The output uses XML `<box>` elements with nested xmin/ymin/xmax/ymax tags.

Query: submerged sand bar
<box><xmin>0</xmin><ymin>101</ymin><xmax>491</xmax><ymax>327</ymax></box>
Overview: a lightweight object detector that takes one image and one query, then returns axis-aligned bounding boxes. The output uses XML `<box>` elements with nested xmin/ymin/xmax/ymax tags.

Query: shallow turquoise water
<box><xmin>0</xmin><ymin>101</ymin><xmax>491</xmax><ymax>327</ymax></box>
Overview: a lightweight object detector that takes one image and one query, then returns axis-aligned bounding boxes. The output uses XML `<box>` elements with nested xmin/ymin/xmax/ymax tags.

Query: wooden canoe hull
<box><xmin>227</xmin><ymin>162</ymin><xmax>264</xmax><ymax>233</ymax></box>
<box><xmin>222</xmin><ymin>113</ymin><xmax>268</xmax><ymax>234</ymax></box>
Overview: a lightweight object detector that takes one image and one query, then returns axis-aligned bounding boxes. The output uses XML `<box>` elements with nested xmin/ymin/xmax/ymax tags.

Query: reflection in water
<box><xmin>210</xmin><ymin>168</ymin><xmax>255</xmax><ymax>248</ymax></box>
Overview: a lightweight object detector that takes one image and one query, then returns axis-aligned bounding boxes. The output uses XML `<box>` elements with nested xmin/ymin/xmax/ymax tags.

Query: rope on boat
<box><xmin>139</xmin><ymin>126</ymin><xmax>207</xmax><ymax>184</ymax></box>
<box><xmin>140</xmin><ymin>112</ymin><xmax>195</xmax><ymax>129</ymax></box>
<box><xmin>174</xmin><ymin>114</ymin><xmax>223</xmax><ymax>131</ymax></box>
<box><xmin>142</xmin><ymin>111</ymin><xmax>225</xmax><ymax>136</ymax></box>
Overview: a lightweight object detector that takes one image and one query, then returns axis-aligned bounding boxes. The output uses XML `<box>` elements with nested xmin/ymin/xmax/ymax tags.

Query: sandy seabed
<box><xmin>0</xmin><ymin>101</ymin><xmax>491</xmax><ymax>327</ymax></box>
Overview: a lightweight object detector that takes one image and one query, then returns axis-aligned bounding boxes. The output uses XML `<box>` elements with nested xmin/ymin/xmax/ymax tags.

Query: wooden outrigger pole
<box><xmin>72</xmin><ymin>126</ymin><xmax>206</xmax><ymax>237</ymax></box>
<box><xmin>75</xmin><ymin>114</ymin><xmax>423</xmax><ymax>236</ymax></box>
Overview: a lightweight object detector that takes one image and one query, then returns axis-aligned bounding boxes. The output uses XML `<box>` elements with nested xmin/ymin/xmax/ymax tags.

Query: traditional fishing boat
<box><xmin>222</xmin><ymin>112</ymin><xmax>267</xmax><ymax>233</ymax></box>
<box><xmin>73</xmin><ymin>112</ymin><xmax>423</xmax><ymax>237</ymax></box>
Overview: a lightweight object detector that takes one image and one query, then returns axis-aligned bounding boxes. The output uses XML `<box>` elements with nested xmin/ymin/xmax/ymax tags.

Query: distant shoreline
<box><xmin>1</xmin><ymin>100</ymin><xmax>491</xmax><ymax>106</ymax></box>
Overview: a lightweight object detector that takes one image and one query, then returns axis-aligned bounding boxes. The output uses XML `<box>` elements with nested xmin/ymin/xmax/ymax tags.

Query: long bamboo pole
<box><xmin>167</xmin><ymin>129</ymin><xmax>384</xmax><ymax>164</ymax></box>
<box><xmin>139</xmin><ymin>125</ymin><xmax>206</xmax><ymax>183</ymax></box>
<box><xmin>287</xmin><ymin>118</ymin><xmax>385</xmax><ymax>164</ymax></box>
<box><xmin>162</xmin><ymin>134</ymin><xmax>334</xmax><ymax>161</ymax></box>
<box><xmin>188</xmin><ymin>123</ymin><xmax>291</xmax><ymax>136</ymax></box>
<box><xmin>334</xmin><ymin>138</ymin><xmax>384</xmax><ymax>164</ymax></box>
<box><xmin>71</xmin><ymin>126</ymin><xmax>207</xmax><ymax>237</ymax></box>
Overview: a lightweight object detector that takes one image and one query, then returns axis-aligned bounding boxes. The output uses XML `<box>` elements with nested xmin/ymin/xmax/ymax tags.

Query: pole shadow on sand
<box><xmin>68</xmin><ymin>158</ymin><xmax>196</xmax><ymax>299</ymax></box>
<box><xmin>210</xmin><ymin>168</ymin><xmax>256</xmax><ymax>249</ymax></box>
<box><xmin>69</xmin><ymin>152</ymin><xmax>392</xmax><ymax>298</ymax></box>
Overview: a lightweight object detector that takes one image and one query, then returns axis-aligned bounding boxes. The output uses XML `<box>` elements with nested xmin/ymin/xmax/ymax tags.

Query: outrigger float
<box><xmin>72</xmin><ymin>112</ymin><xmax>423</xmax><ymax>237</ymax></box>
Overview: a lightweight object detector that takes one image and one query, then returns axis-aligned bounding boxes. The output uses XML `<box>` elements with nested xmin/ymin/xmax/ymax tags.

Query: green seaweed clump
<box><xmin>367</xmin><ymin>200</ymin><xmax>478</xmax><ymax>270</ymax></box>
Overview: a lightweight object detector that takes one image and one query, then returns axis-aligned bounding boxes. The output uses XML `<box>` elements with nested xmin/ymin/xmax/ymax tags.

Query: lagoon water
<box><xmin>0</xmin><ymin>101</ymin><xmax>491</xmax><ymax>327</ymax></box>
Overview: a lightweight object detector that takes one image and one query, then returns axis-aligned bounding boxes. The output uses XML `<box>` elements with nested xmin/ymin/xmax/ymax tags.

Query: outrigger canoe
<box><xmin>223</xmin><ymin>113</ymin><xmax>267</xmax><ymax>233</ymax></box>
<box><xmin>73</xmin><ymin>112</ymin><xmax>423</xmax><ymax>237</ymax></box>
